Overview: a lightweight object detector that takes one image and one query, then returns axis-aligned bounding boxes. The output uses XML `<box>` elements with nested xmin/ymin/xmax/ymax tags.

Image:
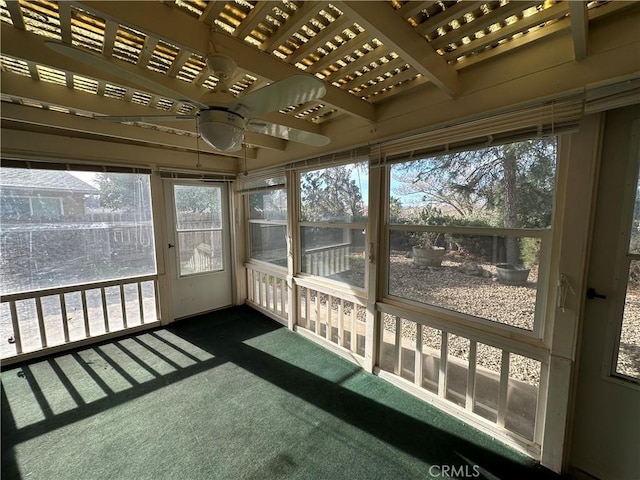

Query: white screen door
<box><xmin>165</xmin><ymin>181</ymin><xmax>232</xmax><ymax>319</ymax></box>
<box><xmin>570</xmin><ymin>108</ymin><xmax>640</xmax><ymax>480</ymax></box>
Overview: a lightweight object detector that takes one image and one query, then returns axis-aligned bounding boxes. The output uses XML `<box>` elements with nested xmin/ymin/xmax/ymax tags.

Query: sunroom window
<box><xmin>386</xmin><ymin>138</ymin><xmax>557</xmax><ymax>333</ymax></box>
<box><xmin>299</xmin><ymin>162</ymin><xmax>368</xmax><ymax>288</ymax></box>
<box><xmin>248</xmin><ymin>188</ymin><xmax>288</xmax><ymax>267</ymax></box>
<box><xmin>0</xmin><ymin>166</ymin><xmax>158</xmax><ymax>358</ymax></box>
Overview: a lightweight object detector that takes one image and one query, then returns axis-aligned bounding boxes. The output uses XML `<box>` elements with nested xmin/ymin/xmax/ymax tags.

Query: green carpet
<box><xmin>1</xmin><ymin>306</ymin><xmax>562</xmax><ymax>480</ymax></box>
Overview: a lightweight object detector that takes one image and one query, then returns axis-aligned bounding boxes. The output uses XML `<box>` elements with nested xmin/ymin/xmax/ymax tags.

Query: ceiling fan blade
<box><xmin>247</xmin><ymin>120</ymin><xmax>330</xmax><ymax>147</ymax></box>
<box><xmin>94</xmin><ymin>114</ymin><xmax>195</xmax><ymax>122</ymax></box>
<box><xmin>230</xmin><ymin>75</ymin><xmax>326</xmax><ymax>118</ymax></box>
<box><xmin>44</xmin><ymin>41</ymin><xmax>208</xmax><ymax>110</ymax></box>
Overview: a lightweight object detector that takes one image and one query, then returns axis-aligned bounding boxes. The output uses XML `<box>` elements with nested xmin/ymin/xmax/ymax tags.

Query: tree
<box><xmin>300</xmin><ymin>164</ymin><xmax>365</xmax><ymax>222</ymax></box>
<box><xmin>394</xmin><ymin>138</ymin><xmax>557</xmax><ymax>264</ymax></box>
<box><xmin>96</xmin><ymin>173</ymin><xmax>151</xmax><ymax>216</ymax></box>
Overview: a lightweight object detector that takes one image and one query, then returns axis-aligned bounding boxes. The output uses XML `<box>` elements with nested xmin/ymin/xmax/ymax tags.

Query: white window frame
<box><xmin>246</xmin><ymin>186</ymin><xmax>288</xmax><ymax>270</ymax></box>
<box><xmin>296</xmin><ymin>163</ymin><xmax>369</xmax><ymax>293</ymax></box>
<box><xmin>380</xmin><ymin>138</ymin><xmax>559</xmax><ymax>342</ymax></box>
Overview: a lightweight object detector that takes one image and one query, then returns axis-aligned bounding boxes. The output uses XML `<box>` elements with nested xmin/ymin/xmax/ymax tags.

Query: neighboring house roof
<box><xmin>0</xmin><ymin>169</ymin><xmax>97</xmax><ymax>194</ymax></box>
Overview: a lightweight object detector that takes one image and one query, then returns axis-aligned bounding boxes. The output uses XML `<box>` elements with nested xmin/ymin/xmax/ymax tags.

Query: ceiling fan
<box><xmin>44</xmin><ymin>41</ymin><xmax>330</xmax><ymax>152</ymax></box>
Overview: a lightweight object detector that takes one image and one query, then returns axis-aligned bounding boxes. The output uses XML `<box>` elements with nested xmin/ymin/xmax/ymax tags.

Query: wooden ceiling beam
<box><xmin>233</xmin><ymin>2</ymin><xmax>271</xmax><ymax>40</ymax></box>
<box><xmin>58</xmin><ymin>2</ymin><xmax>73</xmax><ymax>44</ymax></box>
<box><xmin>336</xmin><ymin>1</ymin><xmax>458</xmax><ymax>97</ymax></box>
<box><xmin>72</xmin><ymin>1</ymin><xmax>375</xmax><ymax>121</ymax></box>
<box><xmin>199</xmin><ymin>1</ymin><xmax>226</xmax><ymax>25</ymax></box>
<box><xmin>262</xmin><ymin>2</ymin><xmax>325</xmax><ymax>53</ymax></box>
<box><xmin>5</xmin><ymin>0</ymin><xmax>25</xmax><ymax>30</ymax></box>
<box><xmin>102</xmin><ymin>20</ymin><xmax>119</xmax><ymax>58</ymax></box>
<box><xmin>2</xmin><ymin>69</ymin><xmax>321</xmax><ymax>144</ymax></box>
<box><xmin>288</xmin><ymin>14</ymin><xmax>350</xmax><ymax>64</ymax></box>
<box><xmin>569</xmin><ymin>1</ymin><xmax>588</xmax><ymax>61</ymax></box>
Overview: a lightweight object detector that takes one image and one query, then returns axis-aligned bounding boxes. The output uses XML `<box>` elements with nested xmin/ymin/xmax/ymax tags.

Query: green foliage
<box><xmin>174</xmin><ymin>185</ymin><xmax>220</xmax><ymax>214</ymax></box>
<box><xmin>389</xmin><ymin>196</ymin><xmax>403</xmax><ymax>223</ymax></box>
<box><xmin>301</xmin><ymin>164</ymin><xmax>366</xmax><ymax>222</ymax></box>
<box><xmin>96</xmin><ymin>173</ymin><xmax>151</xmax><ymax>215</ymax></box>
<box><xmin>519</xmin><ymin>237</ymin><xmax>541</xmax><ymax>266</ymax></box>
<box><xmin>394</xmin><ymin>138</ymin><xmax>557</xmax><ymax>229</ymax></box>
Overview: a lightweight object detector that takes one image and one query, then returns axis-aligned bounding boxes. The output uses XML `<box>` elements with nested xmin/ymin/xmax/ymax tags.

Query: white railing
<box><xmin>376</xmin><ymin>303</ymin><xmax>549</xmax><ymax>456</ymax></box>
<box><xmin>0</xmin><ymin>275</ymin><xmax>159</xmax><ymax>361</ymax></box>
<box><xmin>303</xmin><ymin>243</ymin><xmax>351</xmax><ymax>277</ymax></box>
<box><xmin>295</xmin><ymin>277</ymin><xmax>367</xmax><ymax>363</ymax></box>
<box><xmin>246</xmin><ymin>264</ymin><xmax>288</xmax><ymax>323</ymax></box>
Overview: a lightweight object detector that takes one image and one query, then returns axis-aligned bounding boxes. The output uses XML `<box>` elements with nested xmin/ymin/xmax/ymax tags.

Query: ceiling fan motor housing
<box><xmin>198</xmin><ymin>108</ymin><xmax>245</xmax><ymax>152</ymax></box>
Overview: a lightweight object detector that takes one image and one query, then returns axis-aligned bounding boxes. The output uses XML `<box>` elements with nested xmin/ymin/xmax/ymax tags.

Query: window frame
<box><xmin>380</xmin><ymin>138</ymin><xmax>559</xmax><ymax>342</ymax></box>
<box><xmin>245</xmin><ymin>186</ymin><xmax>288</xmax><ymax>271</ymax></box>
<box><xmin>171</xmin><ymin>182</ymin><xmax>225</xmax><ymax>278</ymax></box>
<box><xmin>604</xmin><ymin>119</ymin><xmax>640</xmax><ymax>385</ymax></box>
<box><xmin>295</xmin><ymin>164</ymin><xmax>369</xmax><ymax>293</ymax></box>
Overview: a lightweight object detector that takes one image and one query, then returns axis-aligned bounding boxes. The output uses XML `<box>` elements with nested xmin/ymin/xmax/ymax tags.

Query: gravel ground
<box><xmin>389</xmin><ymin>250</ymin><xmax>538</xmax><ymax>330</ymax></box>
<box><xmin>384</xmin><ymin>250</ymin><xmax>640</xmax><ymax>384</ymax></box>
<box><xmin>618</xmin><ymin>291</ymin><xmax>640</xmax><ymax>379</ymax></box>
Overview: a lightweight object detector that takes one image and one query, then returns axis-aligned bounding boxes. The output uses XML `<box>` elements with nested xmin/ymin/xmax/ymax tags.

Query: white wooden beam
<box><xmin>166</xmin><ymin>50</ymin><xmax>192</xmax><ymax>78</ymax></box>
<box><xmin>324</xmin><ymin>45</ymin><xmax>389</xmax><ymax>82</ymax></box>
<box><xmin>414</xmin><ymin>1</ymin><xmax>483</xmax><ymax>36</ymax></box>
<box><xmin>311</xmin><ymin>33</ymin><xmax>375</xmax><ymax>74</ymax></box>
<box><xmin>5</xmin><ymin>0</ymin><xmax>25</xmax><ymax>30</ymax></box>
<box><xmin>232</xmin><ymin>2</ymin><xmax>271</xmax><ymax>40</ymax></box>
<box><xmin>262</xmin><ymin>2</ymin><xmax>325</xmax><ymax>53</ymax></box>
<box><xmin>102</xmin><ymin>20</ymin><xmax>119</xmax><ymax>58</ymax></box>
<box><xmin>288</xmin><ymin>14</ymin><xmax>350</xmax><ymax>64</ymax></box>
<box><xmin>58</xmin><ymin>2</ymin><xmax>73</xmax><ymax>44</ymax></box>
<box><xmin>430</xmin><ymin>1</ymin><xmax>539</xmax><ymax>50</ymax></box>
<box><xmin>0</xmin><ymin>72</ymin><xmax>287</xmax><ymax>152</ymax></box>
<box><xmin>0</xmin><ymin>128</ymin><xmax>239</xmax><ymax>171</ymax></box>
<box><xmin>211</xmin><ymin>31</ymin><xmax>376</xmax><ymax>122</ymax></box>
<box><xmin>397</xmin><ymin>1</ymin><xmax>432</xmax><ymax>21</ymax></box>
<box><xmin>199</xmin><ymin>0</ymin><xmax>226</xmax><ymax>25</ymax></box>
<box><xmin>569</xmin><ymin>1</ymin><xmax>589</xmax><ymax>61</ymax></box>
<box><xmin>335</xmin><ymin>1</ymin><xmax>458</xmax><ymax>97</ymax></box>
<box><xmin>443</xmin><ymin>2</ymin><xmax>569</xmax><ymax>62</ymax></box>
<box><xmin>137</xmin><ymin>36</ymin><xmax>159</xmax><ymax>68</ymax></box>
<box><xmin>72</xmin><ymin>1</ymin><xmax>376</xmax><ymax>121</ymax></box>
<box><xmin>2</xmin><ymin>26</ymin><xmax>208</xmax><ymax>106</ymax></box>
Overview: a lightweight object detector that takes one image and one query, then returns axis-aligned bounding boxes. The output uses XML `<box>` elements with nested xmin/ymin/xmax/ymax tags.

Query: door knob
<box><xmin>586</xmin><ymin>287</ymin><xmax>606</xmax><ymax>300</ymax></box>
<box><xmin>168</xmin><ymin>243</ymin><xmax>175</xmax><ymax>249</ymax></box>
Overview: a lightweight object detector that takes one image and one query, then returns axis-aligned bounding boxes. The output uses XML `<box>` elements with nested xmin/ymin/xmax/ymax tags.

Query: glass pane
<box><xmin>388</xmin><ymin>231</ymin><xmax>540</xmax><ymax>330</ymax></box>
<box><xmin>630</xmin><ymin>174</ymin><xmax>640</xmax><ymax>254</ymax></box>
<box><xmin>31</xmin><ymin>197</ymin><xmax>63</xmax><ymax>217</ymax></box>
<box><xmin>249</xmin><ymin>224</ymin><xmax>287</xmax><ymax>267</ymax></box>
<box><xmin>0</xmin><ymin>169</ymin><xmax>156</xmax><ymax>295</ymax></box>
<box><xmin>177</xmin><ymin>231</ymin><xmax>223</xmax><ymax>275</ymax></box>
<box><xmin>301</xmin><ymin>227</ymin><xmax>365</xmax><ymax>288</ymax></box>
<box><xmin>249</xmin><ymin>190</ymin><xmax>287</xmax><ymax>220</ymax></box>
<box><xmin>506</xmin><ymin>354</ymin><xmax>540</xmax><ymax>441</ymax></box>
<box><xmin>174</xmin><ymin>185</ymin><xmax>221</xmax><ymax>230</ymax></box>
<box><xmin>389</xmin><ymin>138</ymin><xmax>557</xmax><ymax>229</ymax></box>
<box><xmin>473</xmin><ymin>343</ymin><xmax>502</xmax><ymax>423</ymax></box>
<box><xmin>300</xmin><ymin>162</ymin><xmax>368</xmax><ymax>223</ymax></box>
<box><xmin>616</xmin><ymin>259</ymin><xmax>640</xmax><ymax>379</ymax></box>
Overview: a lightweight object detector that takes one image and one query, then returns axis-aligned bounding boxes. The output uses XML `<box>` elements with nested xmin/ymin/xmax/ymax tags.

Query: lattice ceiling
<box><xmin>0</xmin><ymin>0</ymin><xmax>630</xmax><ymax>157</ymax></box>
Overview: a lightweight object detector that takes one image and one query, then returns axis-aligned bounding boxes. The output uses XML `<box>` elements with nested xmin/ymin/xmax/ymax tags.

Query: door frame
<box><xmin>567</xmin><ymin>106</ymin><xmax>640</xmax><ymax>479</ymax></box>
<box><xmin>162</xmin><ymin>178</ymin><xmax>235</xmax><ymax>320</ymax></box>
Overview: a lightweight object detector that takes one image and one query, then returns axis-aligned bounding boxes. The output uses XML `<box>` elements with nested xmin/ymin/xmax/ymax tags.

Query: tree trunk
<box><xmin>502</xmin><ymin>145</ymin><xmax>520</xmax><ymax>265</ymax></box>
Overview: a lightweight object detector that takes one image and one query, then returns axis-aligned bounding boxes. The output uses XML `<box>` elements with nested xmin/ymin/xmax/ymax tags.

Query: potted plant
<box><xmin>412</xmin><ymin>231</ymin><xmax>446</xmax><ymax>268</ymax></box>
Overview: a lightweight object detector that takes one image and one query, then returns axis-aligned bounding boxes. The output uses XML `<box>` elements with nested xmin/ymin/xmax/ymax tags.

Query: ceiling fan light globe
<box><xmin>199</xmin><ymin>109</ymin><xmax>245</xmax><ymax>152</ymax></box>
